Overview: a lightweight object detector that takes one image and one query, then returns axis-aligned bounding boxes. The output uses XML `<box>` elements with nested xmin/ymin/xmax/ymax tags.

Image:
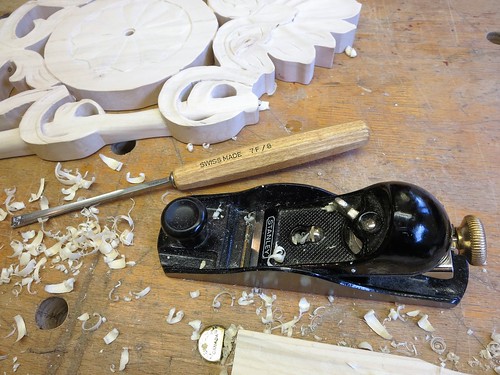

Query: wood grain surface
<box><xmin>1</xmin><ymin>1</ymin><xmax>499</xmax><ymax>374</ymax></box>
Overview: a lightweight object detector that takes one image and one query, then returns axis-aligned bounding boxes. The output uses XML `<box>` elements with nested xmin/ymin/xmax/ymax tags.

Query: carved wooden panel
<box><xmin>0</xmin><ymin>0</ymin><xmax>361</xmax><ymax>160</ymax></box>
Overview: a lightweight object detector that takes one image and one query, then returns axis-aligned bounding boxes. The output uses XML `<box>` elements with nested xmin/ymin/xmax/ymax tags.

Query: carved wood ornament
<box><xmin>0</xmin><ymin>0</ymin><xmax>361</xmax><ymax>160</ymax></box>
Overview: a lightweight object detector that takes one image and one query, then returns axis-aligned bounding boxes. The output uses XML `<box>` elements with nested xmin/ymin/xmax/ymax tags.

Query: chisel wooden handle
<box><xmin>171</xmin><ymin>120</ymin><xmax>370</xmax><ymax>190</ymax></box>
<box><xmin>12</xmin><ymin>121</ymin><xmax>369</xmax><ymax>228</ymax></box>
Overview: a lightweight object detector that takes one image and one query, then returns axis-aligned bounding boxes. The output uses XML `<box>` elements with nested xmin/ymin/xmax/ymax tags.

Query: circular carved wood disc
<box><xmin>44</xmin><ymin>0</ymin><xmax>218</xmax><ymax>110</ymax></box>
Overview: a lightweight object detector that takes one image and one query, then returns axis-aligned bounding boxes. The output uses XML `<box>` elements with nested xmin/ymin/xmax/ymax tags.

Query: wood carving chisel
<box><xmin>11</xmin><ymin>120</ymin><xmax>370</xmax><ymax>228</ymax></box>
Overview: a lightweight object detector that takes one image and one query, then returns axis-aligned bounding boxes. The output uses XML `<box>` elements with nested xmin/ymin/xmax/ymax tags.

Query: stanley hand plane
<box><xmin>157</xmin><ymin>182</ymin><xmax>486</xmax><ymax>308</ymax></box>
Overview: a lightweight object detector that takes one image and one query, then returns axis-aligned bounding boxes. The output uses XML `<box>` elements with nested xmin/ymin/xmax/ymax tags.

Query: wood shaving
<box><xmin>109</xmin><ymin>281</ymin><xmax>122</xmax><ymax>301</ymax></box>
<box><xmin>430</xmin><ymin>336</ymin><xmax>446</xmax><ymax>355</ymax></box>
<box><xmin>264</xmin><ymin>243</ymin><xmax>286</xmax><ymax>266</ymax></box>
<box><xmin>99</xmin><ymin>154</ymin><xmax>123</xmax><ymax>171</ymax></box>
<box><xmin>417</xmin><ymin>314</ymin><xmax>435</xmax><ymax>332</ymax></box>
<box><xmin>44</xmin><ymin>278</ymin><xmax>75</xmax><ymax>294</ymax></box>
<box><xmin>221</xmin><ymin>324</ymin><xmax>240</xmax><ymax>365</ymax></box>
<box><xmin>358</xmin><ymin>341</ymin><xmax>373</xmax><ymax>351</ymax></box>
<box><xmin>188</xmin><ymin>320</ymin><xmax>203</xmax><ymax>340</ymax></box>
<box><xmin>298</xmin><ymin>297</ymin><xmax>310</xmax><ymax>315</ymax></box>
<box><xmin>363</xmin><ymin>309</ymin><xmax>393</xmax><ymax>340</ymax></box>
<box><xmin>133</xmin><ymin>286</ymin><xmax>151</xmax><ymax>299</ymax></box>
<box><xmin>125</xmin><ymin>172</ymin><xmax>145</xmax><ymax>184</ymax></box>
<box><xmin>119</xmin><ymin>347</ymin><xmax>129</xmax><ymax>371</ymax></box>
<box><xmin>166</xmin><ymin>307</ymin><xmax>184</xmax><ymax>324</ymax></box>
<box><xmin>78</xmin><ymin>313</ymin><xmax>90</xmax><ymax>321</ymax></box>
<box><xmin>13</xmin><ymin>315</ymin><xmax>27</xmax><ymax>342</ymax></box>
<box><xmin>54</xmin><ymin>163</ymin><xmax>95</xmax><ymax>200</ymax></box>
<box><xmin>345</xmin><ymin>45</ymin><xmax>358</xmax><ymax>58</ymax></box>
<box><xmin>103</xmin><ymin>328</ymin><xmax>120</xmax><ymax>345</ymax></box>
<box><xmin>4</xmin><ymin>187</ymin><xmax>25</xmax><ymax>214</ymax></box>
<box><xmin>29</xmin><ymin>178</ymin><xmax>45</xmax><ymax>202</ymax></box>
<box><xmin>212</xmin><ymin>291</ymin><xmax>235</xmax><ymax>309</ymax></box>
<box><xmin>257</xmin><ymin>292</ymin><xmax>277</xmax><ymax>325</ymax></box>
<box><xmin>190</xmin><ymin>290</ymin><xmax>200</xmax><ymax>299</ymax></box>
<box><xmin>237</xmin><ymin>290</ymin><xmax>255</xmax><ymax>306</ymax></box>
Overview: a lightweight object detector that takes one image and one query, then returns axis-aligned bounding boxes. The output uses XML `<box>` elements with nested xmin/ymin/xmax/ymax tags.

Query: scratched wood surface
<box><xmin>1</xmin><ymin>1</ymin><xmax>499</xmax><ymax>374</ymax></box>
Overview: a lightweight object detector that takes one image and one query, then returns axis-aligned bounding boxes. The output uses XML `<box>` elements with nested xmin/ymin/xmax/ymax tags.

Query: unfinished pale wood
<box><xmin>0</xmin><ymin>70</ymin><xmax>262</xmax><ymax>160</ymax></box>
<box><xmin>0</xmin><ymin>1</ymin><xmax>87</xmax><ymax>98</ymax></box>
<box><xmin>211</xmin><ymin>0</ymin><xmax>362</xmax><ymax>93</ymax></box>
<box><xmin>171</xmin><ymin>120</ymin><xmax>369</xmax><ymax>190</ymax></box>
<box><xmin>0</xmin><ymin>0</ymin><xmax>363</xmax><ymax>160</ymax></box>
<box><xmin>0</xmin><ymin>87</ymin><xmax>57</xmax><ymax>159</ymax></box>
<box><xmin>43</xmin><ymin>0</ymin><xmax>218</xmax><ymax>110</ymax></box>
<box><xmin>232</xmin><ymin>330</ymin><xmax>468</xmax><ymax>375</ymax></box>
<box><xmin>0</xmin><ymin>87</ymin><xmax>56</xmax><ymax>131</ymax></box>
<box><xmin>16</xmin><ymin>85</ymin><xmax>170</xmax><ymax>161</ymax></box>
<box><xmin>0</xmin><ymin>128</ymin><xmax>31</xmax><ymax>159</ymax></box>
<box><xmin>158</xmin><ymin>65</ymin><xmax>262</xmax><ymax>144</ymax></box>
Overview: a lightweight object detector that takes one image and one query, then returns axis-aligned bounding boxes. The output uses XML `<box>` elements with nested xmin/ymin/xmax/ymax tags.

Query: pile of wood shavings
<box><xmin>0</xmin><ymin>161</ymin><xmax>148</xmax><ymax>372</ymax></box>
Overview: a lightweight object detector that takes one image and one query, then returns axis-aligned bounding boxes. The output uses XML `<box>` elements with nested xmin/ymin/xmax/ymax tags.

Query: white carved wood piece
<box><xmin>0</xmin><ymin>0</ymin><xmax>361</xmax><ymax>161</ymax></box>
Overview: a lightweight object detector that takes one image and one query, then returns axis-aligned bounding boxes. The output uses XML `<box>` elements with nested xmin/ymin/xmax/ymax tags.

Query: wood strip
<box><xmin>232</xmin><ymin>330</ymin><xmax>468</xmax><ymax>375</ymax></box>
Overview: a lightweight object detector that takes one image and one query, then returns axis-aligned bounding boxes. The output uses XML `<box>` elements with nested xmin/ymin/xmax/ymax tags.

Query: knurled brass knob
<box><xmin>454</xmin><ymin>215</ymin><xmax>487</xmax><ymax>266</ymax></box>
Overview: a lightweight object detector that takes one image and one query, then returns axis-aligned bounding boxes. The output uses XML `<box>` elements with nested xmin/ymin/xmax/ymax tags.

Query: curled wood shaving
<box><xmin>264</xmin><ymin>243</ymin><xmax>286</xmax><ymax>266</ymax></box>
<box><xmin>78</xmin><ymin>313</ymin><xmax>90</xmax><ymax>321</ymax></box>
<box><xmin>106</xmin><ymin>256</ymin><xmax>126</xmax><ymax>270</ymax></box>
<box><xmin>417</xmin><ymin>314</ymin><xmax>435</xmax><ymax>332</ymax></box>
<box><xmin>190</xmin><ymin>290</ymin><xmax>200</xmax><ymax>299</ymax></box>
<box><xmin>363</xmin><ymin>310</ymin><xmax>393</xmax><ymax>340</ymax></box>
<box><xmin>33</xmin><ymin>257</ymin><xmax>47</xmax><ymax>283</ymax></box>
<box><xmin>13</xmin><ymin>315</ymin><xmax>27</xmax><ymax>342</ymax></box>
<box><xmin>119</xmin><ymin>347</ymin><xmax>129</xmax><ymax>371</ymax></box>
<box><xmin>133</xmin><ymin>286</ymin><xmax>151</xmax><ymax>299</ymax></box>
<box><xmin>109</xmin><ymin>281</ymin><xmax>122</xmax><ymax>301</ymax></box>
<box><xmin>257</xmin><ymin>292</ymin><xmax>278</xmax><ymax>325</ymax></box>
<box><xmin>99</xmin><ymin>154</ymin><xmax>123</xmax><ymax>171</ymax></box>
<box><xmin>29</xmin><ymin>178</ymin><xmax>45</xmax><ymax>202</ymax></box>
<box><xmin>39</xmin><ymin>196</ymin><xmax>49</xmax><ymax>211</ymax></box>
<box><xmin>430</xmin><ymin>336</ymin><xmax>446</xmax><ymax>355</ymax></box>
<box><xmin>221</xmin><ymin>324</ymin><xmax>240</xmax><ymax>365</ymax></box>
<box><xmin>188</xmin><ymin>320</ymin><xmax>203</xmax><ymax>340</ymax></box>
<box><xmin>358</xmin><ymin>341</ymin><xmax>374</xmax><ymax>351</ymax></box>
<box><xmin>166</xmin><ymin>307</ymin><xmax>184</xmax><ymax>324</ymax></box>
<box><xmin>237</xmin><ymin>290</ymin><xmax>255</xmax><ymax>306</ymax></box>
<box><xmin>103</xmin><ymin>328</ymin><xmax>120</xmax><ymax>345</ymax></box>
<box><xmin>44</xmin><ymin>278</ymin><xmax>75</xmax><ymax>294</ymax></box>
<box><xmin>21</xmin><ymin>230</ymin><xmax>36</xmax><ymax>242</ymax></box>
<box><xmin>4</xmin><ymin>187</ymin><xmax>25</xmax><ymax>214</ymax></box>
<box><xmin>55</xmin><ymin>163</ymin><xmax>95</xmax><ymax>201</ymax></box>
<box><xmin>125</xmin><ymin>172</ymin><xmax>145</xmax><ymax>184</ymax></box>
<box><xmin>406</xmin><ymin>310</ymin><xmax>420</xmax><ymax>317</ymax></box>
<box><xmin>298</xmin><ymin>297</ymin><xmax>310</xmax><ymax>315</ymax></box>
<box><xmin>386</xmin><ymin>305</ymin><xmax>406</xmax><ymax>322</ymax></box>
<box><xmin>212</xmin><ymin>291</ymin><xmax>235</xmax><ymax>309</ymax></box>
<box><xmin>345</xmin><ymin>45</ymin><xmax>358</xmax><ymax>58</ymax></box>
<box><xmin>14</xmin><ymin>259</ymin><xmax>37</xmax><ymax>277</ymax></box>
<box><xmin>82</xmin><ymin>313</ymin><xmax>105</xmax><ymax>331</ymax></box>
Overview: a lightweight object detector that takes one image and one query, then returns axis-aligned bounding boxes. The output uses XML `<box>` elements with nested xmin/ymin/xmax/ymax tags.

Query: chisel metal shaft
<box><xmin>11</xmin><ymin>120</ymin><xmax>369</xmax><ymax>228</ymax></box>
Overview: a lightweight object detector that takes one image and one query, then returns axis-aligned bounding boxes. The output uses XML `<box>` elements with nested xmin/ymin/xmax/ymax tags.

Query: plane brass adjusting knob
<box><xmin>454</xmin><ymin>215</ymin><xmax>487</xmax><ymax>266</ymax></box>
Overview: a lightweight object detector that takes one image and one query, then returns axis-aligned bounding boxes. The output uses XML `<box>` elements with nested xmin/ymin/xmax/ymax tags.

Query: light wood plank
<box><xmin>233</xmin><ymin>330</ymin><xmax>468</xmax><ymax>375</ymax></box>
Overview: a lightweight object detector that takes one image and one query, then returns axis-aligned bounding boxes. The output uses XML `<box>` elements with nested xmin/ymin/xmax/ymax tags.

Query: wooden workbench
<box><xmin>1</xmin><ymin>0</ymin><xmax>498</xmax><ymax>374</ymax></box>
